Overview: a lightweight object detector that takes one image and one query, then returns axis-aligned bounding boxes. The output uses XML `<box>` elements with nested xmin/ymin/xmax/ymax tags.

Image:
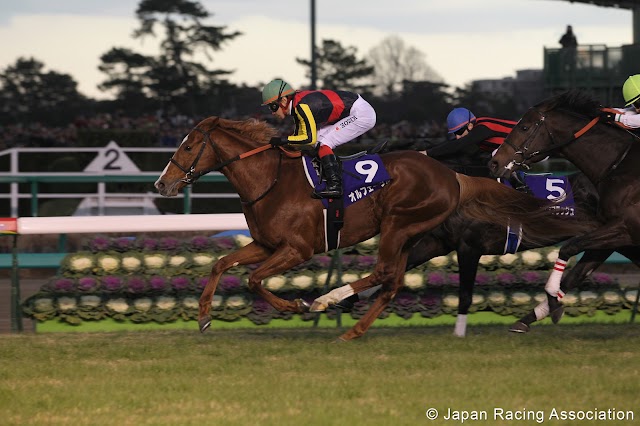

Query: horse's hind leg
<box><xmin>199</xmin><ymin>242</ymin><xmax>271</xmax><ymax>332</ymax></box>
<box><xmin>310</xmin><ymin>274</ymin><xmax>376</xmax><ymax>312</ymax></box>
<box><xmin>338</xmin><ymin>252</ymin><xmax>409</xmax><ymax>341</ymax></box>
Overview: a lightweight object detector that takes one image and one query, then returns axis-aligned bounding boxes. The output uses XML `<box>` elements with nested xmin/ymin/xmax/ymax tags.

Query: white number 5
<box><xmin>546</xmin><ymin>178</ymin><xmax>566</xmax><ymax>200</ymax></box>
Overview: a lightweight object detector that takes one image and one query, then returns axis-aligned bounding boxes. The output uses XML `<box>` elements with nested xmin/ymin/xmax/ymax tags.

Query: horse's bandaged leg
<box><xmin>310</xmin><ymin>284</ymin><xmax>355</xmax><ymax>312</ymax></box>
<box><xmin>534</xmin><ymin>299</ymin><xmax>550</xmax><ymax>321</ymax></box>
<box><xmin>453</xmin><ymin>314</ymin><xmax>467</xmax><ymax>337</ymax></box>
<box><xmin>545</xmin><ymin>259</ymin><xmax>567</xmax><ymax>299</ymax></box>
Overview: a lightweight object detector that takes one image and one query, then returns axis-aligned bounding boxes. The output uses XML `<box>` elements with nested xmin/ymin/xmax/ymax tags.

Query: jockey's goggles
<box><xmin>268</xmin><ymin>102</ymin><xmax>280</xmax><ymax>113</ymax></box>
<box><xmin>453</xmin><ymin>125</ymin><xmax>468</xmax><ymax>136</ymax></box>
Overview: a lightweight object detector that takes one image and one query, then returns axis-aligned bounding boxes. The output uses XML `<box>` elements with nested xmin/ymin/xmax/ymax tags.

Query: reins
<box><xmin>169</xmin><ymin>120</ymin><xmax>285</xmax><ymax>206</ymax></box>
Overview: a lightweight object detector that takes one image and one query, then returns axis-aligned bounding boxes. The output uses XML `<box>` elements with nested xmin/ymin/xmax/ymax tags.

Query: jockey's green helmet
<box><xmin>622</xmin><ymin>74</ymin><xmax>640</xmax><ymax>106</ymax></box>
<box><xmin>261</xmin><ymin>79</ymin><xmax>295</xmax><ymax>105</ymax></box>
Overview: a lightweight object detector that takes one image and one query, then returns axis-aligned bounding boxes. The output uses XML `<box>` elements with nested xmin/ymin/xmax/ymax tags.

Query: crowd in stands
<box><xmin>0</xmin><ymin>111</ymin><xmax>446</xmax><ymax>150</ymax></box>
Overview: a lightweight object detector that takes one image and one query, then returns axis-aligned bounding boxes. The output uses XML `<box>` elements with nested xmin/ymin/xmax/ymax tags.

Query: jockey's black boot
<box><xmin>313</xmin><ymin>154</ymin><xmax>343</xmax><ymax>199</ymax></box>
<box><xmin>509</xmin><ymin>172</ymin><xmax>533</xmax><ymax>195</ymax></box>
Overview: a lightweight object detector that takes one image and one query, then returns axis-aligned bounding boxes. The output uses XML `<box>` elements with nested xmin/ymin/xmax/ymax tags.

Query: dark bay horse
<box><xmin>489</xmin><ymin>90</ymin><xmax>640</xmax><ymax>327</ymax></box>
<box><xmin>315</xmin><ymin>172</ymin><xmax>604</xmax><ymax>336</ymax></box>
<box><xmin>155</xmin><ymin>116</ymin><xmax>593</xmax><ymax>341</ymax></box>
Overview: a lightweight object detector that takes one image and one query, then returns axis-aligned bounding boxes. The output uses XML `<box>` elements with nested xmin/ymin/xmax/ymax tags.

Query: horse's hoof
<box><xmin>198</xmin><ymin>317</ymin><xmax>212</xmax><ymax>333</ymax></box>
<box><xmin>550</xmin><ymin>306</ymin><xmax>565</xmax><ymax>324</ymax></box>
<box><xmin>295</xmin><ymin>298</ymin><xmax>310</xmax><ymax>313</ymax></box>
<box><xmin>309</xmin><ymin>301</ymin><xmax>327</xmax><ymax>313</ymax></box>
<box><xmin>332</xmin><ymin>336</ymin><xmax>349</xmax><ymax>343</ymax></box>
<box><xmin>508</xmin><ymin>321</ymin><xmax>530</xmax><ymax>333</ymax></box>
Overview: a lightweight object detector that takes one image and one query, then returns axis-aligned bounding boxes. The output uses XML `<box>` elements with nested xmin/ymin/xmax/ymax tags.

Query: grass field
<box><xmin>1</xmin><ymin>324</ymin><xmax>639</xmax><ymax>425</ymax></box>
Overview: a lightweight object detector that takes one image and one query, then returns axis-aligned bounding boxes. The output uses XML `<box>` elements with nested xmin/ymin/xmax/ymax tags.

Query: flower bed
<box><xmin>22</xmin><ymin>235</ymin><xmax>636</xmax><ymax>325</ymax></box>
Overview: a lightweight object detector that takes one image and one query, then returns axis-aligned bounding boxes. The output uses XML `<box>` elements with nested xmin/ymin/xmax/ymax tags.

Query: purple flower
<box><xmin>170</xmin><ymin>276</ymin><xmax>191</xmax><ymax>291</ymax></box>
<box><xmin>88</xmin><ymin>236</ymin><xmax>111</xmax><ymax>252</ymax></box>
<box><xmin>220</xmin><ymin>275</ymin><xmax>242</xmax><ymax>293</ymax></box>
<box><xmin>126</xmin><ymin>276</ymin><xmax>148</xmax><ymax>293</ymax></box>
<box><xmin>138</xmin><ymin>238</ymin><xmax>159</xmax><ymax>251</ymax></box>
<box><xmin>77</xmin><ymin>277</ymin><xmax>98</xmax><ymax>292</ymax></box>
<box><xmin>159</xmin><ymin>237</ymin><xmax>181</xmax><ymax>251</ymax></box>
<box><xmin>519</xmin><ymin>271</ymin><xmax>542</xmax><ymax>285</ymax></box>
<box><xmin>448</xmin><ymin>274</ymin><xmax>460</xmax><ymax>287</ymax></box>
<box><xmin>251</xmin><ymin>298</ymin><xmax>273</xmax><ymax>315</ymax></box>
<box><xmin>113</xmin><ymin>237</ymin><xmax>135</xmax><ymax>252</ymax></box>
<box><xmin>496</xmin><ymin>272</ymin><xmax>517</xmax><ymax>285</ymax></box>
<box><xmin>212</xmin><ymin>236</ymin><xmax>236</xmax><ymax>251</ymax></box>
<box><xmin>314</xmin><ymin>256</ymin><xmax>332</xmax><ymax>269</ymax></box>
<box><xmin>475</xmin><ymin>273</ymin><xmax>493</xmax><ymax>286</ymax></box>
<box><xmin>590</xmin><ymin>272</ymin><xmax>614</xmax><ymax>285</ymax></box>
<box><xmin>196</xmin><ymin>277</ymin><xmax>209</xmax><ymax>290</ymax></box>
<box><xmin>356</xmin><ymin>256</ymin><xmax>377</xmax><ymax>271</ymax></box>
<box><xmin>52</xmin><ymin>278</ymin><xmax>75</xmax><ymax>292</ymax></box>
<box><xmin>148</xmin><ymin>275</ymin><xmax>168</xmax><ymax>292</ymax></box>
<box><xmin>102</xmin><ymin>276</ymin><xmax>124</xmax><ymax>292</ymax></box>
<box><xmin>426</xmin><ymin>272</ymin><xmax>448</xmax><ymax>286</ymax></box>
<box><xmin>420</xmin><ymin>293</ymin><xmax>441</xmax><ymax>307</ymax></box>
<box><xmin>189</xmin><ymin>236</ymin><xmax>211</xmax><ymax>251</ymax></box>
<box><xmin>394</xmin><ymin>293</ymin><xmax>417</xmax><ymax>308</ymax></box>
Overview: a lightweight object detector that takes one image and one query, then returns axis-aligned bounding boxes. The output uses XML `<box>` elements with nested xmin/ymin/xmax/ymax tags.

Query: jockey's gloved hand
<box><xmin>598</xmin><ymin>111</ymin><xmax>616</xmax><ymax>123</ymax></box>
<box><xmin>270</xmin><ymin>137</ymin><xmax>288</xmax><ymax>147</ymax></box>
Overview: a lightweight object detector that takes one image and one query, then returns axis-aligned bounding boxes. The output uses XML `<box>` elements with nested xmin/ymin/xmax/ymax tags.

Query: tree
<box><xmin>296</xmin><ymin>39</ymin><xmax>374</xmax><ymax>92</ymax></box>
<box><xmin>98</xmin><ymin>48</ymin><xmax>156</xmax><ymax>114</ymax></box>
<box><xmin>0</xmin><ymin>57</ymin><xmax>89</xmax><ymax>125</ymax></box>
<box><xmin>98</xmin><ymin>0</ymin><xmax>242</xmax><ymax>115</ymax></box>
<box><xmin>368</xmin><ymin>36</ymin><xmax>443</xmax><ymax>97</ymax></box>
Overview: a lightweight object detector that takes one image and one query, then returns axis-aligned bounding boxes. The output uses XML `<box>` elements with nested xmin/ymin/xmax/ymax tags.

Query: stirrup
<box><xmin>312</xmin><ymin>188</ymin><xmax>342</xmax><ymax>199</ymax></box>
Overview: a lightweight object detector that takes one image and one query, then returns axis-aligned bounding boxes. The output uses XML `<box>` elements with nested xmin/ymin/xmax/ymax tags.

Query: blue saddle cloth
<box><xmin>303</xmin><ymin>154</ymin><xmax>391</xmax><ymax>208</ymax></box>
<box><xmin>503</xmin><ymin>173</ymin><xmax>576</xmax><ymax>216</ymax></box>
<box><xmin>502</xmin><ymin>173</ymin><xmax>576</xmax><ymax>253</ymax></box>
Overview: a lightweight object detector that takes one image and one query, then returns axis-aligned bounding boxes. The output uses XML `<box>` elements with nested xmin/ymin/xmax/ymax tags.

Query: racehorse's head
<box><xmin>155</xmin><ymin>116</ymin><xmax>222</xmax><ymax>197</ymax></box>
<box><xmin>155</xmin><ymin>116</ymin><xmax>278</xmax><ymax>197</ymax></box>
<box><xmin>489</xmin><ymin>90</ymin><xmax>600</xmax><ymax>179</ymax></box>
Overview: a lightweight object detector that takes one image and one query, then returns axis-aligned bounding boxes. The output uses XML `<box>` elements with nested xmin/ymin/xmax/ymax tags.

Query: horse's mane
<box><xmin>219</xmin><ymin>117</ymin><xmax>278</xmax><ymax>143</ymax></box>
<box><xmin>537</xmin><ymin>90</ymin><xmax>601</xmax><ymax>117</ymax></box>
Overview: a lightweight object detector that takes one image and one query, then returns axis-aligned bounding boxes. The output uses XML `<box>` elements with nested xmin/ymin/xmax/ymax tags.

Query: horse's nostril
<box><xmin>156</xmin><ymin>181</ymin><xmax>164</xmax><ymax>190</ymax></box>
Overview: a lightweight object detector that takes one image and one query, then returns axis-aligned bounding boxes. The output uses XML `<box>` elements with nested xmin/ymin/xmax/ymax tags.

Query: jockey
<box><xmin>261</xmin><ymin>79</ymin><xmax>376</xmax><ymax>199</ymax></box>
<box><xmin>599</xmin><ymin>74</ymin><xmax>640</xmax><ymax>130</ymax></box>
<box><xmin>427</xmin><ymin>107</ymin><xmax>530</xmax><ymax>192</ymax></box>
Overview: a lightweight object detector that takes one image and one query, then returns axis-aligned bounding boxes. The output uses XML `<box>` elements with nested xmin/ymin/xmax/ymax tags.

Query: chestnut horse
<box><xmin>155</xmin><ymin>116</ymin><xmax>592</xmax><ymax>341</ymax></box>
<box><xmin>489</xmin><ymin>90</ymin><xmax>640</xmax><ymax>327</ymax></box>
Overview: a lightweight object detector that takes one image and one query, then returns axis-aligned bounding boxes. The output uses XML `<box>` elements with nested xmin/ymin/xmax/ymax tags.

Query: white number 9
<box><xmin>355</xmin><ymin>160</ymin><xmax>378</xmax><ymax>183</ymax></box>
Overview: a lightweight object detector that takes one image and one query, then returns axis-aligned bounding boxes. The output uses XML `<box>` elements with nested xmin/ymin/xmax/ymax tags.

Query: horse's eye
<box><xmin>521</xmin><ymin>126</ymin><xmax>529</xmax><ymax>131</ymax></box>
<box><xmin>184</xmin><ymin>145</ymin><xmax>192</xmax><ymax>152</ymax></box>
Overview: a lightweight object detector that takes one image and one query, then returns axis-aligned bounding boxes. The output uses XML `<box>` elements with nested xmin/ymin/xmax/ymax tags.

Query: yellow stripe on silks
<box><xmin>287</xmin><ymin>103</ymin><xmax>317</xmax><ymax>147</ymax></box>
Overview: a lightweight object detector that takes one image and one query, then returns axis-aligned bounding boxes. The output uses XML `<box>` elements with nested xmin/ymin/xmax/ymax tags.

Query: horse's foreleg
<box><xmin>245</xmin><ymin>245</ymin><xmax>313</xmax><ymax>313</ymax></box>
<box><xmin>509</xmin><ymin>249</ymin><xmax>611</xmax><ymax>333</ymax></box>
<box><xmin>199</xmin><ymin>242</ymin><xmax>270</xmax><ymax>332</ymax></box>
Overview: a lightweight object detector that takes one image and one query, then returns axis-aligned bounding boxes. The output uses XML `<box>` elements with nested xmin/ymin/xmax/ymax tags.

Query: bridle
<box><xmin>500</xmin><ymin>108</ymin><xmax>600</xmax><ymax>172</ymax></box>
<box><xmin>169</xmin><ymin>118</ymin><xmax>281</xmax><ymax>206</ymax></box>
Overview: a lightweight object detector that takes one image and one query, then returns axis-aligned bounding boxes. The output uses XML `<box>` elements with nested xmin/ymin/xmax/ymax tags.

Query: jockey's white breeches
<box><xmin>316</xmin><ymin>96</ymin><xmax>376</xmax><ymax>150</ymax></box>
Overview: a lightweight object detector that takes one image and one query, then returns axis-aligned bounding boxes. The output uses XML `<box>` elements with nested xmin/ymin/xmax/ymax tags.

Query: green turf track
<box><xmin>36</xmin><ymin>310</ymin><xmax>634</xmax><ymax>333</ymax></box>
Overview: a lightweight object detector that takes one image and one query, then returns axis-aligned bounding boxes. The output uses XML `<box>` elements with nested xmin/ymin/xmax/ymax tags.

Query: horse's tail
<box><xmin>455</xmin><ymin>174</ymin><xmax>596</xmax><ymax>246</ymax></box>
